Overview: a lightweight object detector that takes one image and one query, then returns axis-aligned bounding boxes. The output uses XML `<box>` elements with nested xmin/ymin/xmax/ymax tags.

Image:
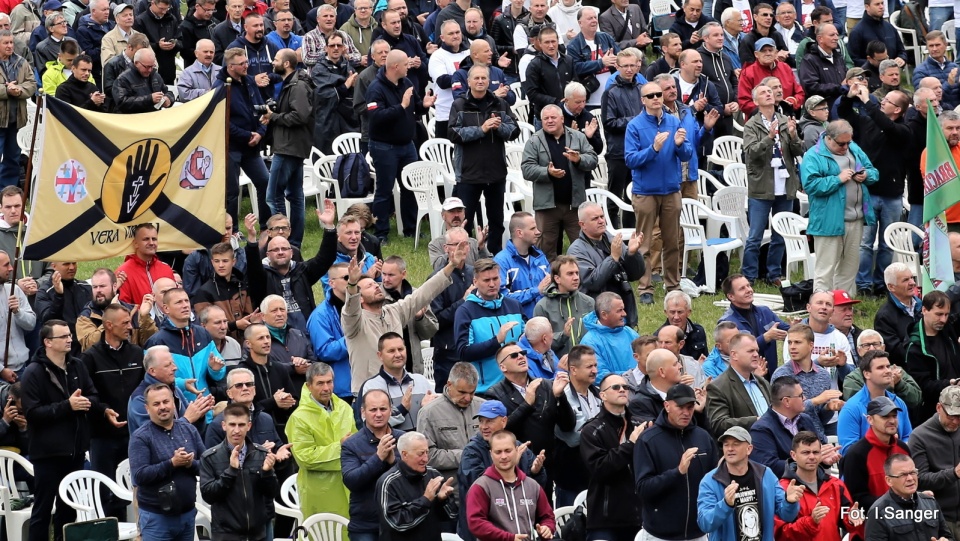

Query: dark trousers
<box><xmin>29</xmin><ymin>455</ymin><xmax>84</xmax><ymax>541</ymax></box>
<box><xmin>227</xmin><ymin>147</ymin><xmax>272</xmax><ymax>230</ymax></box>
<box><xmin>434</xmin><ymin>120</ymin><xmax>449</xmax><ymax>139</ymax></box>
<box><xmin>606</xmin><ymin>157</ymin><xmax>635</xmax><ymax>229</ymax></box>
<box><xmin>90</xmin><ymin>436</ymin><xmax>129</xmax><ymax>520</ymax></box>
<box><xmin>369</xmin><ymin>140</ymin><xmax>419</xmax><ymax>239</ymax></box>
<box><xmin>535</xmin><ymin>204</ymin><xmax>580</xmax><ymax>261</ymax></box>
<box><xmin>455</xmin><ymin>180</ymin><xmax>505</xmax><ymax>255</ymax></box>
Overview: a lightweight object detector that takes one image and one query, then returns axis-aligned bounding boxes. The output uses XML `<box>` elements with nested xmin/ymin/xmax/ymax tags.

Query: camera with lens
<box><xmin>253</xmin><ymin>98</ymin><xmax>277</xmax><ymax>115</ymax></box>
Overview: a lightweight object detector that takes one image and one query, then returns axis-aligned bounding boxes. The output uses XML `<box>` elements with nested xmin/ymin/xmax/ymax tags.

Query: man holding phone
<box><xmin>799</xmin><ymin>119</ymin><xmax>879</xmax><ymax>295</ymax></box>
<box><xmin>54</xmin><ymin>53</ymin><xmax>105</xmax><ymax>110</ymax></box>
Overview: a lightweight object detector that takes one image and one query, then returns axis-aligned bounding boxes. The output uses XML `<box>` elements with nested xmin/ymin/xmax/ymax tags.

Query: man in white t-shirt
<box><xmin>782</xmin><ymin>290</ymin><xmax>854</xmax><ymax>389</ymax></box>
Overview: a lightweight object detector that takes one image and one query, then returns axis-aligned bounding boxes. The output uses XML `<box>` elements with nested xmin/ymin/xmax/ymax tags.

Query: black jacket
<box><xmin>698</xmin><ymin>44</ymin><xmax>738</xmax><ymax>105</ymax></box>
<box><xmin>429</xmin><ymin>264</ymin><xmax>474</xmax><ymax>358</ymax></box>
<box><xmin>634</xmin><ymin>409</ymin><xmax>718</xmax><ymax>540</ymax></box>
<box><xmin>523</xmin><ymin>50</ymin><xmax>576</xmax><ymax>120</ymax></box>
<box><xmin>601</xmin><ymin>74</ymin><xmax>644</xmax><ymax>160</ymax></box>
<box><xmin>579</xmin><ymin>406</ymin><xmax>642</xmax><ymax>530</ymax></box>
<box><xmin>235</xmin><ymin>356</ymin><xmax>297</xmax><ymax>428</ymax></box>
<box><xmin>218</xmin><ymin>68</ymin><xmax>267</xmax><ymax>151</ymax></box>
<box><xmin>669</xmin><ymin>11</ymin><xmax>715</xmax><ymax>49</ymax></box>
<box><xmin>312</xmin><ymin>57</ymin><xmax>358</xmax><ymax>155</ymax></box>
<box><xmin>133</xmin><ymin>8</ymin><xmax>182</xmax><ymax>84</ymax></box>
<box><xmin>211</xmin><ymin>19</ymin><xmax>241</xmax><ymax>65</ymax></box>
<box><xmin>628</xmin><ymin>379</ymin><xmax>709</xmax><ymax>427</ymax></box>
<box><xmin>244</xmin><ymin>227</ymin><xmax>337</xmax><ymax>328</ymax></box>
<box><xmin>874</xmin><ymin>293</ymin><xmax>921</xmax><ymax>368</ymax></box>
<box><xmin>865</xmin><ymin>490</ymin><xmax>952</xmax><ymax>541</ymax></box>
<box><xmin>80</xmin><ymin>337</ymin><xmax>144</xmax><ymax>439</ymax></box>
<box><xmin>837</xmin><ymin>93</ymin><xmax>910</xmax><ymax>199</ymax></box>
<box><xmin>179</xmin><ymin>12</ymin><xmax>219</xmax><ymax>67</ymax></box>
<box><xmin>563</xmin><ymin>107</ymin><xmax>605</xmax><ymax>155</ymax></box>
<box><xmin>798</xmin><ymin>45</ymin><xmax>847</xmax><ymax>103</ymax></box>
<box><xmin>906</xmin><ymin>110</ymin><xmax>926</xmax><ymax>205</ymax></box>
<box><xmin>448</xmin><ymin>90</ymin><xmax>520</xmax><ymax>184</ymax></box>
<box><xmin>203</xmin><ymin>404</ymin><xmax>280</xmax><ymax>448</ymax></box>
<box><xmin>341</xmin><ymin>425</ymin><xmax>406</xmax><ymax>533</ymax></box>
<box><xmin>113</xmin><ymin>68</ymin><xmax>173</xmax><ymax>114</ymax></box>
<box><xmin>376</xmin><ymin>461</ymin><xmax>458</xmax><ymax>541</ymax></box>
<box><xmin>21</xmin><ymin>349</ymin><xmax>103</xmax><ymax>460</ymax></box>
<box><xmin>35</xmin><ymin>276</ymin><xmax>92</xmax><ymax>349</ymax></box>
<box><xmin>365</xmin><ymin>67</ymin><xmax>430</xmax><ymax>145</ymax></box>
<box><xmin>490</xmin><ymin>7</ymin><xmax>528</xmax><ymax>76</ymax></box>
<box><xmin>53</xmin><ymin>75</ymin><xmax>105</xmax><ymax>111</ymax></box>
<box><xmin>657</xmin><ymin>318</ymin><xmax>708</xmax><ymax>360</ymax></box>
<box><xmin>199</xmin><ymin>438</ymin><xmax>279</xmax><ymax>540</ymax></box>
<box><xmin>368</xmin><ymin>30</ymin><xmax>428</xmax><ymax>90</ymax></box>
<box><xmin>272</xmin><ymin>69</ymin><xmax>314</xmax><ymax>159</ymax></box>
<box><xmin>102</xmin><ymin>53</ymin><xmax>130</xmax><ymax>111</ymax></box>
<box><xmin>482</xmin><ymin>375</ymin><xmax>575</xmax><ymax>458</ymax></box>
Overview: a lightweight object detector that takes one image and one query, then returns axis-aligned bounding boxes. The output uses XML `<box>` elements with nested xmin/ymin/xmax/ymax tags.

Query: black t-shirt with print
<box><xmin>730</xmin><ymin>468</ymin><xmax>761</xmax><ymax>541</ymax></box>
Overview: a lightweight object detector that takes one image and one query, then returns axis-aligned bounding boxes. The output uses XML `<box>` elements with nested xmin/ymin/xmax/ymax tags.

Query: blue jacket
<box><xmin>305</xmin><ymin>297</ymin><xmax>353</xmax><ymax>399</ymax></box>
<box><xmin>580</xmin><ymin>311</ymin><xmax>640</xmax><ymax>383</ymax></box>
<box><xmin>144</xmin><ymin>319</ymin><xmax>225</xmax><ymax>403</ymax></box>
<box><xmin>494</xmin><ymin>240</ymin><xmax>550</xmax><ymax>319</ymax></box>
<box><xmin>674</xmin><ymin>73</ymin><xmax>723</xmax><ymax>119</ymax></box>
<box><xmin>800</xmin><ymin>134</ymin><xmax>879</xmax><ymax>237</ymax></box>
<box><xmin>848</xmin><ymin>15</ymin><xmax>908</xmax><ymax>66</ymax></box>
<box><xmin>75</xmin><ymin>14</ymin><xmax>114</xmax><ymax>68</ymax></box>
<box><xmin>320</xmin><ymin>248</ymin><xmax>377</xmax><ymax>296</ymax></box>
<box><xmin>697</xmin><ymin>460</ymin><xmax>799</xmax><ymax>541</ymax></box>
<box><xmin>749</xmin><ymin>408</ymin><xmax>826</xmax><ymax>477</ymax></box>
<box><xmin>519</xmin><ymin>335</ymin><xmax>557</xmax><ymax>380</ymax></box>
<box><xmin>214</xmin><ymin>69</ymin><xmax>266</xmax><ymax>149</ymax></box>
<box><xmin>129</xmin><ymin>418</ymin><xmax>204</xmax><ymax>515</ymax></box>
<box><xmin>912</xmin><ymin>56</ymin><xmax>960</xmax><ymax>109</ymax></box>
<box><xmin>566</xmin><ymin>31</ymin><xmax>619</xmax><ymax>77</ymax></box>
<box><xmin>837</xmin><ymin>386</ymin><xmax>912</xmax><ymax>454</ymax></box>
<box><xmin>341</xmin><ymin>425</ymin><xmax>406</xmax><ymax>533</ymax></box>
<box><xmin>128</xmin><ymin>375</ymin><xmax>190</xmax><ymax>435</ymax></box>
<box><xmin>227</xmin><ymin>34</ymin><xmax>283</xmax><ymax>99</ymax></box>
<box><xmin>703</xmin><ymin>346</ymin><xmax>729</xmax><ymax>379</ymax></box>
<box><xmin>668</xmin><ymin>101</ymin><xmax>709</xmax><ymax>182</ymax></box>
<box><xmin>265</xmin><ymin>31</ymin><xmax>304</xmax><ymax>62</ymax></box>
<box><xmin>718</xmin><ymin>305</ymin><xmax>787</xmax><ymax>368</ymax></box>
<box><xmin>454</xmin><ymin>293</ymin><xmax>525</xmax><ymax>393</ymax></box>
<box><xmin>624</xmin><ymin>109</ymin><xmax>694</xmax><ymax>195</ymax></box>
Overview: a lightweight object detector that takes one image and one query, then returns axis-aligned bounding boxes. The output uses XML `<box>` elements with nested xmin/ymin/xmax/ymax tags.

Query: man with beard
<box><xmin>76</xmin><ymin>268</ymin><xmax>157</xmax><ymax>351</ymax></box>
<box><xmin>80</xmin><ymin>304</ymin><xmax>144</xmax><ymax>519</ymax></box>
<box><xmin>260</xmin><ymin>48</ymin><xmax>312</xmax><ymax>247</ymax></box>
<box><xmin>427</xmin><ymin>197</ymin><xmax>490</xmax><ymax>270</ymax></box>
<box><xmin>227</xmin><ymin>13</ymin><xmax>281</xmax><ymax>100</ymax></box>
<box><xmin>311</xmin><ymin>30</ymin><xmax>358</xmax><ymax>154</ymax></box>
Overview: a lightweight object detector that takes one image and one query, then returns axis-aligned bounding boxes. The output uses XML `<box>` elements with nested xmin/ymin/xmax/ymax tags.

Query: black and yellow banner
<box><xmin>23</xmin><ymin>88</ymin><xmax>227</xmax><ymax>261</ymax></box>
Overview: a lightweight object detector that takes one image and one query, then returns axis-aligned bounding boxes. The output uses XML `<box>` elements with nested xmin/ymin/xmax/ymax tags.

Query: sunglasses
<box><xmin>643</xmin><ymin>92</ymin><xmax>663</xmax><ymax>99</ymax></box>
<box><xmin>500</xmin><ymin>349</ymin><xmax>528</xmax><ymax>360</ymax></box>
<box><xmin>602</xmin><ymin>384</ymin><xmax>628</xmax><ymax>392</ymax></box>
<box><xmin>231</xmin><ymin>382</ymin><xmax>256</xmax><ymax>389</ymax></box>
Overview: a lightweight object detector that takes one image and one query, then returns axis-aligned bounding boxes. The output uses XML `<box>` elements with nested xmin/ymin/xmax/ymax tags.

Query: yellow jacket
<box><xmin>42</xmin><ymin>60</ymin><xmax>95</xmax><ymax>96</ymax></box>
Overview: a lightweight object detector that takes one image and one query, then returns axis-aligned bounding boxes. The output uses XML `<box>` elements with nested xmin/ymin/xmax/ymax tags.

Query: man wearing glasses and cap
<box><xmin>636</xmin><ymin>383</ymin><xmax>718</xmax><ymax>541</ymax></box>
<box><xmin>738</xmin><ymin>37</ymin><xmax>804</xmax><ymax>116</ymax></box>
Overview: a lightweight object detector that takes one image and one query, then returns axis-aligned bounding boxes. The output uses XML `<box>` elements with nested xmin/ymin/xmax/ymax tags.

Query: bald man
<box><xmin>177</xmin><ymin>38</ymin><xmax>221</xmax><ymax>101</ymax></box>
<box><xmin>629</xmin><ymin>347</ymin><xmax>707</xmax><ymax>423</ymax></box>
<box><xmin>450</xmin><ymin>39</ymin><xmax>515</xmax><ymax>103</ymax></box>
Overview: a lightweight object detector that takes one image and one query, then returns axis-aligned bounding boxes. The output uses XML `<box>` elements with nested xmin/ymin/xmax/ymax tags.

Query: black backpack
<box><xmin>899</xmin><ymin>2</ymin><xmax>928</xmax><ymax>46</ymax></box>
<box><xmin>334</xmin><ymin>153</ymin><xmax>373</xmax><ymax>198</ymax></box>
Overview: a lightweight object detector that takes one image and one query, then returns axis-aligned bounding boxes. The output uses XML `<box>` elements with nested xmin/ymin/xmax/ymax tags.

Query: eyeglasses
<box><xmin>327</xmin><ymin>43</ymin><xmax>344</xmax><ymax>48</ymax></box>
<box><xmin>643</xmin><ymin>92</ymin><xmax>663</xmax><ymax>99</ymax></box>
<box><xmin>231</xmin><ymin>381</ymin><xmax>256</xmax><ymax>389</ymax></box>
<box><xmin>757</xmin><ymin>12</ymin><xmax>773</xmax><ymax>16</ymax></box>
<box><xmin>269</xmin><ymin>225</ymin><xmax>290</xmax><ymax>232</ymax></box>
<box><xmin>55</xmin><ymin>20</ymin><xmax>68</xmax><ymax>25</ymax></box>
<box><xmin>267</xmin><ymin>247</ymin><xmax>292</xmax><ymax>253</ymax></box>
<box><xmin>500</xmin><ymin>349</ymin><xmax>528</xmax><ymax>360</ymax></box>
<box><xmin>887</xmin><ymin>469</ymin><xmax>919</xmax><ymax>479</ymax></box>
<box><xmin>356</xmin><ymin>6</ymin><xmax>371</xmax><ymax>10</ymax></box>
<box><xmin>782</xmin><ymin>393</ymin><xmax>805</xmax><ymax>400</ymax></box>
<box><xmin>49</xmin><ymin>334</ymin><xmax>72</xmax><ymax>340</ymax></box>
<box><xmin>230</xmin><ymin>61</ymin><xmax>249</xmax><ymax>66</ymax></box>
<box><xmin>859</xmin><ymin>341</ymin><xmax>884</xmax><ymax>349</ymax></box>
<box><xmin>602</xmin><ymin>384</ymin><xmax>628</xmax><ymax>392</ymax></box>
<box><xmin>811</xmin><ymin>106</ymin><xmax>829</xmax><ymax>112</ymax></box>
<box><xmin>136</xmin><ymin>61</ymin><xmax>156</xmax><ymax>69</ymax></box>
<box><xmin>831</xmin><ymin>138</ymin><xmax>851</xmax><ymax>147</ymax></box>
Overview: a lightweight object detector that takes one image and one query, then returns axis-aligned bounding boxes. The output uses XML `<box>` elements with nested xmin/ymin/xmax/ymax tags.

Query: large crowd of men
<box><xmin>3</xmin><ymin>0</ymin><xmax>960</xmax><ymax>539</ymax></box>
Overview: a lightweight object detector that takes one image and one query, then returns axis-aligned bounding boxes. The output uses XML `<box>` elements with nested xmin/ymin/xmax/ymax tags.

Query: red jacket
<box><xmin>737</xmin><ymin>60</ymin><xmax>806</xmax><ymax>117</ymax></box>
<box><xmin>467</xmin><ymin>466</ymin><xmax>556</xmax><ymax>541</ymax></box>
<box><xmin>115</xmin><ymin>254</ymin><xmax>175</xmax><ymax>305</ymax></box>
<box><xmin>775</xmin><ymin>464</ymin><xmax>864</xmax><ymax>541</ymax></box>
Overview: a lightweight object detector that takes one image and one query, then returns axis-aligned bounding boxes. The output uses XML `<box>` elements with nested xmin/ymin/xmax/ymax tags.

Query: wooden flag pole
<box><xmin>3</xmin><ymin>97</ymin><xmax>44</xmax><ymax>371</ymax></box>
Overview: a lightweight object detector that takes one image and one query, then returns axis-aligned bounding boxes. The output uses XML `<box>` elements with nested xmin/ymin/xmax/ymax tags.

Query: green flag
<box><xmin>922</xmin><ymin>101</ymin><xmax>960</xmax><ymax>292</ymax></box>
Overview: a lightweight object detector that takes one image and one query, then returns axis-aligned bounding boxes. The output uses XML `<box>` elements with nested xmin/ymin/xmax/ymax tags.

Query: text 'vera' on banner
<box><xmin>23</xmin><ymin>88</ymin><xmax>227</xmax><ymax>262</ymax></box>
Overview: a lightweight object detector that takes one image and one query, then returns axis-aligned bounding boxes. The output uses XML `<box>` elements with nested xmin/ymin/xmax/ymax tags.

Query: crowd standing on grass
<box><xmin>5</xmin><ymin>0</ymin><xmax>960</xmax><ymax>539</ymax></box>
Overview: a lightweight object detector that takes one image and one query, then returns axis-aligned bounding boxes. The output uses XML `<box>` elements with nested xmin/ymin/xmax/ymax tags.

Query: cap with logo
<box><xmin>441</xmin><ymin>197</ymin><xmax>465</xmax><ymax>211</ymax></box>
<box><xmin>833</xmin><ymin>289</ymin><xmax>861</xmax><ymax>306</ymax></box>
<box><xmin>866</xmin><ymin>396</ymin><xmax>901</xmax><ymax>416</ymax></box>
<box><xmin>719</xmin><ymin>426</ymin><xmax>752</xmax><ymax>444</ymax></box>
<box><xmin>473</xmin><ymin>400</ymin><xmax>507</xmax><ymax>419</ymax></box>
<box><xmin>754</xmin><ymin>37</ymin><xmax>776</xmax><ymax>51</ymax></box>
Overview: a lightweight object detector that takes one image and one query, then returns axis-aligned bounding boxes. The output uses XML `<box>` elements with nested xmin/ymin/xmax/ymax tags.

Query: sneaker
<box><xmin>640</xmin><ymin>293</ymin><xmax>654</xmax><ymax>305</ymax></box>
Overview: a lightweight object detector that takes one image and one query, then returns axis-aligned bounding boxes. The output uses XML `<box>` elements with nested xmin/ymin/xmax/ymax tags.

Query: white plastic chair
<box><xmin>0</xmin><ymin>450</ymin><xmax>33</xmax><ymax>541</ymax></box>
<box><xmin>510</xmin><ymin>81</ymin><xmax>523</xmax><ymax>100</ymax></box>
<box><xmin>115</xmin><ymin>458</ymin><xmax>136</xmax><ymax>522</ymax></box>
<box><xmin>419</xmin><ymin>138</ymin><xmax>457</xmax><ymax>196</ymax></box>
<box><xmin>401</xmin><ymin>161</ymin><xmax>446</xmax><ymax>248</ymax></box>
<box><xmin>238</xmin><ymin>172</ymin><xmax>261</xmax><ymax>221</ymax></box>
<box><xmin>331</xmin><ymin>132</ymin><xmax>362</xmax><ymax>156</ymax></box>
<box><xmin>884</xmin><ymin>221</ymin><xmax>923</xmax><ymax>277</ymax></box>
<box><xmin>303</xmin><ymin>158</ymin><xmax>330</xmax><ymax>209</ymax></box>
<box><xmin>890</xmin><ymin>11</ymin><xmax>925</xmax><ymax>66</ymax></box>
<box><xmin>421</xmin><ymin>346</ymin><xmax>435</xmax><ymax>383</ymax></box>
<box><xmin>194</xmin><ymin>482</ymin><xmax>212</xmax><ymax>539</ymax></box>
<box><xmin>705</xmin><ymin>135</ymin><xmax>744</xmax><ymax>170</ymax></box>
<box><xmin>680</xmin><ymin>198</ymin><xmax>744</xmax><ymax>293</ymax></box>
<box><xmin>710</xmin><ymin>186</ymin><xmax>757</xmax><ymax>254</ymax></box>
<box><xmin>511</xmin><ymin>99</ymin><xmax>530</xmax><ymax>122</ymax></box>
<box><xmin>315</xmin><ymin>155</ymin><xmax>374</xmax><ymax>219</ymax></box>
<box><xmin>771</xmin><ymin>212</ymin><xmax>816</xmax><ymax>280</ymax></box>
<box><xmin>441</xmin><ymin>534</ymin><xmax>464</xmax><ymax>541</ymax></box>
<box><xmin>696</xmin><ymin>169</ymin><xmax>722</xmax><ymax>208</ymax></box>
<box><xmin>516</xmin><ymin>121</ymin><xmax>536</xmax><ymax>147</ymax></box>
<box><xmin>59</xmin><ymin>470</ymin><xmax>137</xmax><ymax>540</ymax></box>
<box><xmin>585</xmin><ymin>188</ymin><xmax>635</xmax><ymax>238</ymax></box>
<box><xmin>590</xmin><ymin>155</ymin><xmax>609</xmax><ymax>189</ymax></box>
<box><xmin>722</xmin><ymin>163</ymin><xmax>748</xmax><ymax>189</ymax></box>
<box><xmin>300</xmin><ymin>512</ymin><xmax>349</xmax><ymax>541</ymax></box>
<box><xmin>649</xmin><ymin>0</ymin><xmax>672</xmax><ymax>15</ymax></box>
<box><xmin>505</xmin><ymin>145</ymin><xmax>524</xmax><ymax>171</ymax></box>
<box><xmin>554</xmin><ymin>505</ymin><xmax>576</xmax><ymax>529</ymax></box>
<box><xmin>572</xmin><ymin>490</ymin><xmax>588</xmax><ymax>510</ymax></box>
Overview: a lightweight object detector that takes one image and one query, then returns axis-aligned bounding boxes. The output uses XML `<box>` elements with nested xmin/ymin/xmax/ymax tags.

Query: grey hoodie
<box><xmin>532</xmin><ymin>283</ymin><xmax>595</xmax><ymax>357</ymax></box>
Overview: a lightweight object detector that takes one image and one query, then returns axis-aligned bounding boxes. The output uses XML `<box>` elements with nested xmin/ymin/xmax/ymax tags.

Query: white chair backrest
<box><xmin>441</xmin><ymin>533</ymin><xmax>464</xmax><ymax>541</ymax></box>
<box><xmin>509</xmin><ymin>81</ymin><xmax>523</xmax><ymax>100</ymax></box>
<box><xmin>711</xmin><ymin>186</ymin><xmax>749</xmax><ymax>239</ymax></box>
<box><xmin>426</xmin><ymin>117</ymin><xmax>437</xmax><ymax>139</ymax></box>
<box><xmin>771</xmin><ymin>212</ymin><xmax>811</xmax><ymax>256</ymax></box>
<box><xmin>300</xmin><ymin>512</ymin><xmax>349</xmax><ymax>541</ymax></box>
<box><xmin>0</xmin><ymin>450</ymin><xmax>33</xmax><ymax>498</ymax></box>
<box><xmin>401</xmin><ymin>162</ymin><xmax>445</xmax><ymax>208</ymax></box>
<box><xmin>722</xmin><ymin>163</ymin><xmax>748</xmax><ymax>189</ymax></box>
<box><xmin>421</xmin><ymin>346</ymin><xmax>435</xmax><ymax>381</ymax></box>
<box><xmin>281</xmin><ymin>475</ymin><xmax>301</xmax><ymax>509</ymax></box>
<box><xmin>680</xmin><ymin>198</ymin><xmax>707</xmax><ymax>246</ymax></box>
<box><xmin>516</xmin><ymin>121</ymin><xmax>536</xmax><ymax>146</ymax></box>
<box><xmin>554</xmin><ymin>506</ymin><xmax>576</xmax><ymax>529</ymax></box>
<box><xmin>884</xmin><ymin>222</ymin><xmax>923</xmax><ymax>269</ymax></box>
<box><xmin>711</xmin><ymin>136</ymin><xmax>744</xmax><ymax>164</ymax></box>
<box><xmin>572</xmin><ymin>490</ymin><xmax>588</xmax><ymax>509</ymax></box>
<box><xmin>505</xmin><ymin>146</ymin><xmax>524</xmax><ymax>171</ymax></box>
<box><xmin>650</xmin><ymin>0</ymin><xmax>672</xmax><ymax>15</ymax></box>
<box><xmin>331</xmin><ymin>133</ymin><xmax>362</xmax><ymax>156</ymax></box>
<box><xmin>419</xmin><ymin>138</ymin><xmax>456</xmax><ymax>178</ymax></box>
<box><xmin>511</xmin><ymin>100</ymin><xmax>530</xmax><ymax>123</ymax></box>
<box><xmin>116</xmin><ymin>459</ymin><xmax>131</xmax><ymax>492</ymax></box>
<box><xmin>59</xmin><ymin>470</ymin><xmax>131</xmax><ymax>523</ymax></box>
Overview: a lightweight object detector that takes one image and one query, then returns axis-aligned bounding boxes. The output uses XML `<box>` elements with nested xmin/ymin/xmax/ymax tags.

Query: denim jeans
<box><xmin>742</xmin><ymin>196</ymin><xmax>794</xmax><ymax>281</ymax></box>
<box><xmin>349</xmin><ymin>530</ymin><xmax>379</xmax><ymax>541</ymax></box>
<box><xmin>369</xmin><ymin>140</ymin><xmax>418</xmax><ymax>239</ymax></box>
<box><xmin>0</xmin><ymin>123</ymin><xmax>19</xmax><ymax>189</ymax></box>
<box><xmin>228</xmin><ymin>147</ymin><xmax>272</xmax><ymax>230</ymax></box>
<box><xmin>138</xmin><ymin>508</ymin><xmax>196</xmax><ymax>541</ymax></box>
<box><xmin>929</xmin><ymin>6</ymin><xmax>953</xmax><ymax>31</ymax></box>
<box><xmin>267</xmin><ymin>153</ymin><xmax>306</xmax><ymax>247</ymax></box>
<box><xmin>856</xmin><ymin>194</ymin><xmax>902</xmax><ymax>289</ymax></box>
<box><xmin>834</xmin><ymin>6</ymin><xmax>847</xmax><ymax>35</ymax></box>
<box><xmin>907</xmin><ymin>202</ymin><xmax>924</xmax><ymax>249</ymax></box>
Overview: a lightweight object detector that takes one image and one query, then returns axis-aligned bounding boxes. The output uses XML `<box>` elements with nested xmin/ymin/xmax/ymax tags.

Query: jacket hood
<box><xmin>542</xmin><ymin>282</ymin><xmax>578</xmax><ymax>299</ymax></box>
<box><xmin>781</xmin><ymin>459</ymin><xmax>832</xmax><ymax>485</ymax></box>
<box><xmin>582</xmin><ymin>311</ymin><xmax>626</xmax><ymax>334</ymax></box>
<box><xmin>554</xmin><ymin>0</ymin><xmax>582</xmax><ymax>14</ymax></box>
<box><xmin>480</xmin><ymin>464</ymin><xmax>529</xmax><ymax>483</ymax></box>
<box><xmin>466</xmin><ymin>292</ymin><xmax>505</xmax><ymax>309</ymax></box>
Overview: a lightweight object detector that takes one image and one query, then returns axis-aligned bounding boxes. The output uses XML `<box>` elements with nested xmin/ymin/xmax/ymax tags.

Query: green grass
<box><xmin>74</xmin><ymin>196</ymin><xmax>887</xmax><ymax>349</ymax></box>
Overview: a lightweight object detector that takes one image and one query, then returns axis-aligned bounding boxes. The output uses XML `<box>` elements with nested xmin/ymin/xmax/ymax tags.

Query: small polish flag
<box><xmin>367</xmin><ymin>102</ymin><xmax>378</xmax><ymax>110</ymax></box>
<box><xmin>452</xmin><ymin>82</ymin><xmax>462</xmax><ymax>89</ymax></box>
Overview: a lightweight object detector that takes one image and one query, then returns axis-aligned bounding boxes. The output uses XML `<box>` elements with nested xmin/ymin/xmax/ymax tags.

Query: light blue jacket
<box><xmin>580</xmin><ymin>311</ymin><xmax>639</xmax><ymax>384</ymax></box>
<box><xmin>494</xmin><ymin>240</ymin><xmax>550</xmax><ymax>319</ymax></box>
<box><xmin>624</xmin><ymin>109</ymin><xmax>695</xmax><ymax>195</ymax></box>
<box><xmin>305</xmin><ymin>298</ymin><xmax>353</xmax><ymax>399</ymax></box>
<box><xmin>836</xmin><ymin>386</ymin><xmax>912</xmax><ymax>454</ymax></box>
<box><xmin>703</xmin><ymin>346</ymin><xmax>728</xmax><ymax>380</ymax></box>
<box><xmin>697</xmin><ymin>460</ymin><xmax>800</xmax><ymax>541</ymax></box>
<box><xmin>799</xmin><ymin>133</ymin><xmax>879</xmax><ymax>237</ymax></box>
<box><xmin>320</xmin><ymin>248</ymin><xmax>378</xmax><ymax>296</ymax></box>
